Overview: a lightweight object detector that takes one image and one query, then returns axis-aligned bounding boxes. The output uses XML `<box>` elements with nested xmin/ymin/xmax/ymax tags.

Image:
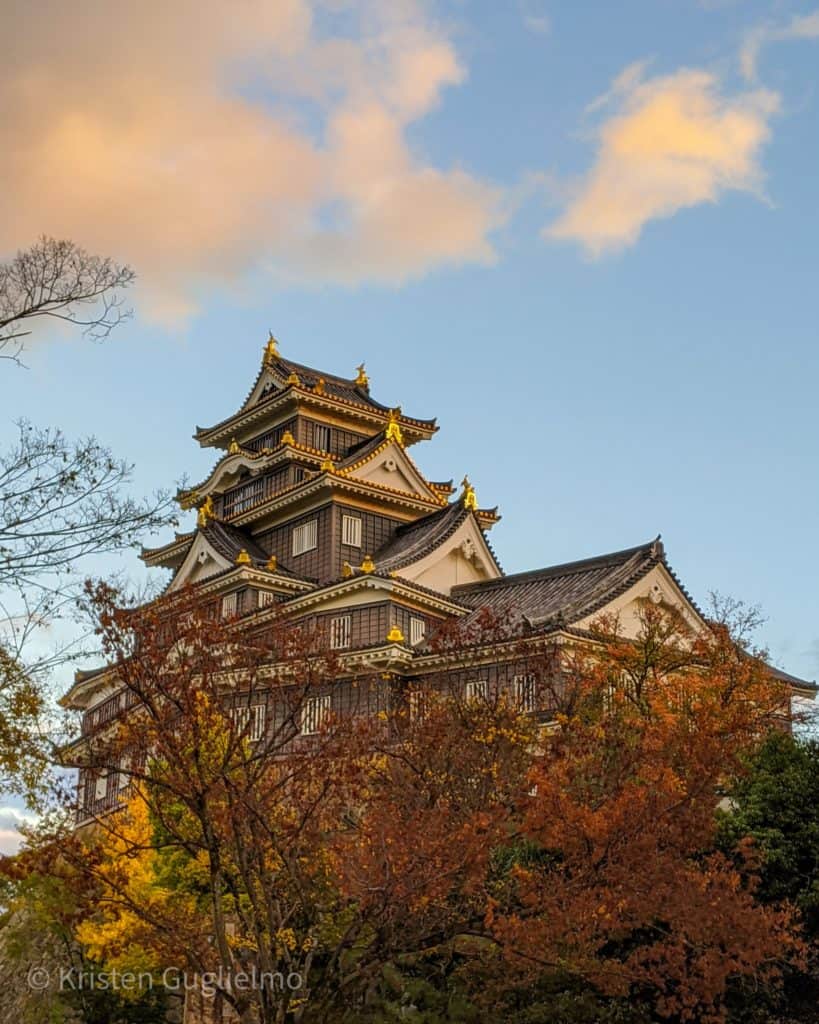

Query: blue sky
<box><xmin>1</xmin><ymin>0</ymin><xmax>818</xmax><ymax>696</ymax></box>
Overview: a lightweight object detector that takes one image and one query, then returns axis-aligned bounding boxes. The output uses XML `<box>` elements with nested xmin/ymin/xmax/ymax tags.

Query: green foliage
<box><xmin>717</xmin><ymin>731</ymin><xmax>819</xmax><ymax>936</ymax></box>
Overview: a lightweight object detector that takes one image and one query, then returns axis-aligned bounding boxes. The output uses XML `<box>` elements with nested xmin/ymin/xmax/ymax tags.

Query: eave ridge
<box><xmin>195</xmin><ymin>357</ymin><xmax>437</xmax><ymax>443</ymax></box>
<box><xmin>452</xmin><ymin>537</ymin><xmax>664</xmax><ymax>594</ymax></box>
<box><xmin>373</xmin><ymin>503</ymin><xmax>471</xmax><ymax>573</ymax></box>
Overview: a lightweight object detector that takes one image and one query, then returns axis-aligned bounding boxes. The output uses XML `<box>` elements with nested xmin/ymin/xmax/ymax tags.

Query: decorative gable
<box><xmin>341</xmin><ymin>439</ymin><xmax>444</xmax><ymax>505</ymax></box>
<box><xmin>396</xmin><ymin>515</ymin><xmax>502</xmax><ymax>594</ymax></box>
<box><xmin>168</xmin><ymin>532</ymin><xmax>233</xmax><ymax>591</ymax></box>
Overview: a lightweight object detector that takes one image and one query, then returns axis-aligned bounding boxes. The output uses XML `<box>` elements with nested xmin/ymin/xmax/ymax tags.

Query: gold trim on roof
<box><xmin>355</xmin><ymin>363</ymin><xmax>369</xmax><ymax>388</ymax></box>
<box><xmin>461</xmin><ymin>475</ymin><xmax>478</xmax><ymax>511</ymax></box>
<box><xmin>386</xmin><ymin>625</ymin><xmax>405</xmax><ymax>643</ymax></box>
<box><xmin>265</xmin><ymin>332</ymin><xmax>279</xmax><ymax>362</ymax></box>
<box><xmin>197</xmin><ymin>495</ymin><xmax>216</xmax><ymax>528</ymax></box>
<box><xmin>235</xmin><ymin>548</ymin><xmax>252</xmax><ymax>565</ymax></box>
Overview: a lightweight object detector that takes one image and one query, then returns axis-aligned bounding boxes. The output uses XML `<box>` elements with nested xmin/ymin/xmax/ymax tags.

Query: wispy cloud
<box><xmin>520</xmin><ymin>2</ymin><xmax>551</xmax><ymax>35</ymax></box>
<box><xmin>0</xmin><ymin>1</ymin><xmax>504</xmax><ymax>325</ymax></box>
<box><xmin>741</xmin><ymin>9</ymin><xmax>819</xmax><ymax>81</ymax></box>
<box><xmin>546</xmin><ymin>64</ymin><xmax>779</xmax><ymax>256</ymax></box>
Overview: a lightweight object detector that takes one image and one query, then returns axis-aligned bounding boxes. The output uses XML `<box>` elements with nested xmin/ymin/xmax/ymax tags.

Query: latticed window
<box><xmin>223</xmin><ymin>477</ymin><xmax>265</xmax><ymax>517</ymax></box>
<box><xmin>329</xmin><ymin>615</ymin><xmax>351</xmax><ymax>650</ymax></box>
<box><xmin>257</xmin><ymin>590</ymin><xmax>276</xmax><ymax>609</ymax></box>
<box><xmin>314</xmin><ymin>424</ymin><xmax>331</xmax><ymax>451</ymax></box>
<box><xmin>341</xmin><ymin>514</ymin><xmax>362</xmax><ymax>547</ymax></box>
<box><xmin>408</xmin><ymin>689</ymin><xmax>427</xmax><ymax>721</ymax></box>
<box><xmin>301</xmin><ymin>695</ymin><xmax>331</xmax><ymax>735</ymax></box>
<box><xmin>230</xmin><ymin>704</ymin><xmax>266</xmax><ymax>742</ymax></box>
<box><xmin>292</xmin><ymin>519</ymin><xmax>317</xmax><ymax>556</ymax></box>
<box><xmin>410</xmin><ymin>617</ymin><xmax>425</xmax><ymax>646</ymax></box>
<box><xmin>221</xmin><ymin>592</ymin><xmax>238</xmax><ymax>619</ymax></box>
<box><xmin>465</xmin><ymin>679</ymin><xmax>489</xmax><ymax>703</ymax></box>
<box><xmin>514</xmin><ymin>673</ymin><xmax>537</xmax><ymax>712</ymax></box>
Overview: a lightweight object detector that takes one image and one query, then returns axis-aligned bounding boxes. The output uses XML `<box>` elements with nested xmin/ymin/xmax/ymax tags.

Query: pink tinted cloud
<box><xmin>0</xmin><ymin>1</ymin><xmax>502</xmax><ymax>324</ymax></box>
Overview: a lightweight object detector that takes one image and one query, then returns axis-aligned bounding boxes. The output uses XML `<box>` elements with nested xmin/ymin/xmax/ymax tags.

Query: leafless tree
<box><xmin>0</xmin><ymin>236</ymin><xmax>135</xmax><ymax>365</ymax></box>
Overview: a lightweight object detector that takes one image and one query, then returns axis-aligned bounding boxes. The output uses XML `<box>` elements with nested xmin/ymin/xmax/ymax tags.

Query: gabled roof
<box><xmin>373</xmin><ymin>503</ymin><xmax>502</xmax><ymax>577</ymax></box>
<box><xmin>452</xmin><ymin>538</ymin><xmax>668</xmax><ymax>628</ymax></box>
<box><xmin>194</xmin><ymin>348</ymin><xmax>437</xmax><ymax>447</ymax></box>
<box><xmin>252</xmin><ymin>356</ymin><xmax>391</xmax><ymax>414</ymax></box>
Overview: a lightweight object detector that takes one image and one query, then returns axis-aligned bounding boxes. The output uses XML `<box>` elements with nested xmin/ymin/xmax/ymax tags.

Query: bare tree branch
<box><xmin>0</xmin><ymin>236</ymin><xmax>135</xmax><ymax>365</ymax></box>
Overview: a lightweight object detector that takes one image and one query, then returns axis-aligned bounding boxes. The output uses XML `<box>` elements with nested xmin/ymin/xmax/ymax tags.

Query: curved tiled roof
<box><xmin>451</xmin><ymin>538</ymin><xmax>668</xmax><ymax>628</ymax></box>
<box><xmin>199</xmin><ymin>521</ymin><xmax>309</xmax><ymax>580</ymax></box>
<box><xmin>196</xmin><ymin>354</ymin><xmax>437</xmax><ymax>440</ymax></box>
<box><xmin>373</xmin><ymin>503</ymin><xmax>471</xmax><ymax>572</ymax></box>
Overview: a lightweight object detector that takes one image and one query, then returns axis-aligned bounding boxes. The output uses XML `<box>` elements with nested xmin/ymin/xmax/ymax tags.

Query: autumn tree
<box><xmin>477</xmin><ymin>600</ymin><xmax>803</xmax><ymax>1024</ymax></box>
<box><xmin>38</xmin><ymin>587</ymin><xmax>810</xmax><ymax>1023</ymax></box>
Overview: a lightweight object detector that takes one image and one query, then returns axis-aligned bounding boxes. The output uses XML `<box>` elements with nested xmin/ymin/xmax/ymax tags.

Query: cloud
<box><xmin>546</xmin><ymin>64</ymin><xmax>779</xmax><ymax>256</ymax></box>
<box><xmin>0</xmin><ymin>806</ymin><xmax>36</xmax><ymax>855</ymax></box>
<box><xmin>741</xmin><ymin>9</ymin><xmax>819</xmax><ymax>81</ymax></box>
<box><xmin>0</xmin><ymin>1</ymin><xmax>503</xmax><ymax>324</ymax></box>
<box><xmin>520</xmin><ymin>3</ymin><xmax>551</xmax><ymax>35</ymax></box>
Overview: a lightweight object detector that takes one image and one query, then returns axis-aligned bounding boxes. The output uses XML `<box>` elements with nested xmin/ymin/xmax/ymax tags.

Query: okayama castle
<box><xmin>63</xmin><ymin>336</ymin><xmax>816</xmax><ymax>820</ymax></box>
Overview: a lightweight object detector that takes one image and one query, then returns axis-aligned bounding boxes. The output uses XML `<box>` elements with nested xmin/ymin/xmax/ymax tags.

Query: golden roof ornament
<box><xmin>228</xmin><ymin>438</ymin><xmax>240</xmax><ymax>455</ymax></box>
<box><xmin>461</xmin><ymin>475</ymin><xmax>478</xmax><ymax>511</ymax></box>
<box><xmin>360</xmin><ymin>554</ymin><xmax>375</xmax><ymax>574</ymax></box>
<box><xmin>235</xmin><ymin>549</ymin><xmax>252</xmax><ymax>566</ymax></box>
<box><xmin>342</xmin><ymin>561</ymin><xmax>353</xmax><ymax>578</ymax></box>
<box><xmin>265</xmin><ymin>331</ymin><xmax>279</xmax><ymax>363</ymax></box>
<box><xmin>266</xmin><ymin>554</ymin><xmax>278</xmax><ymax>572</ymax></box>
<box><xmin>386</xmin><ymin>624</ymin><xmax>405</xmax><ymax>644</ymax></box>
<box><xmin>385</xmin><ymin>408</ymin><xmax>404</xmax><ymax>446</ymax></box>
<box><xmin>314</xmin><ymin>377</ymin><xmax>326</xmax><ymax>395</ymax></box>
<box><xmin>355</xmin><ymin>362</ymin><xmax>369</xmax><ymax>388</ymax></box>
<box><xmin>197</xmin><ymin>495</ymin><xmax>215</xmax><ymax>528</ymax></box>
<box><xmin>280</xmin><ymin>429</ymin><xmax>295</xmax><ymax>446</ymax></box>
<box><xmin>320</xmin><ymin>456</ymin><xmax>335</xmax><ymax>473</ymax></box>
<box><xmin>286</xmin><ymin>371</ymin><xmax>300</xmax><ymax>387</ymax></box>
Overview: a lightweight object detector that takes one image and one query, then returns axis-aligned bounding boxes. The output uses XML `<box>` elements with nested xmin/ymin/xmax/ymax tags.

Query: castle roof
<box><xmin>194</xmin><ymin>346</ymin><xmax>437</xmax><ymax>448</ymax></box>
<box><xmin>373</xmin><ymin>502</ymin><xmax>502</xmax><ymax>575</ymax></box>
<box><xmin>452</xmin><ymin>538</ymin><xmax>670</xmax><ymax>628</ymax></box>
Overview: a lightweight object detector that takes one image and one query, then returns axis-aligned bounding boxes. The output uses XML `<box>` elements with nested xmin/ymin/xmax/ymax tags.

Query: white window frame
<box><xmin>341</xmin><ymin>514</ymin><xmax>362</xmax><ymax>548</ymax></box>
<box><xmin>514</xmin><ymin>673</ymin><xmax>537</xmax><ymax>712</ymax></box>
<box><xmin>292</xmin><ymin>519</ymin><xmax>318</xmax><ymax>556</ymax></box>
<box><xmin>301</xmin><ymin>695</ymin><xmax>331</xmax><ymax>735</ymax></box>
<box><xmin>95</xmin><ymin>771</ymin><xmax>109</xmax><ymax>800</ymax></box>
<box><xmin>465</xmin><ymin>678</ymin><xmax>489</xmax><ymax>703</ymax></box>
<box><xmin>314</xmin><ymin>424</ymin><xmax>331</xmax><ymax>451</ymax></box>
<box><xmin>329</xmin><ymin>615</ymin><xmax>351</xmax><ymax>650</ymax></box>
<box><xmin>231</xmin><ymin>704</ymin><xmax>266</xmax><ymax>743</ymax></box>
<box><xmin>221</xmin><ymin>592</ymin><xmax>238</xmax><ymax>619</ymax></box>
<box><xmin>409</xmin><ymin>617</ymin><xmax>425</xmax><ymax>646</ymax></box>
<box><xmin>257</xmin><ymin>589</ymin><xmax>276</xmax><ymax>609</ymax></box>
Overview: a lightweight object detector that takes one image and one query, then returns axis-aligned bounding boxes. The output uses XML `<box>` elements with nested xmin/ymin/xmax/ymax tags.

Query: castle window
<box><xmin>301</xmin><ymin>695</ymin><xmax>331</xmax><ymax>735</ymax></box>
<box><xmin>231</xmin><ymin>704</ymin><xmax>266</xmax><ymax>743</ymax></box>
<box><xmin>292</xmin><ymin>519</ymin><xmax>317</xmax><ymax>556</ymax></box>
<box><xmin>410</xmin><ymin>617</ymin><xmax>425</xmax><ymax>646</ymax></box>
<box><xmin>257</xmin><ymin>590</ymin><xmax>276</xmax><ymax>609</ymax></box>
<box><xmin>408</xmin><ymin>689</ymin><xmax>426</xmax><ymax>721</ymax></box>
<box><xmin>341</xmin><ymin>514</ymin><xmax>362</xmax><ymax>547</ymax></box>
<box><xmin>329</xmin><ymin>615</ymin><xmax>351</xmax><ymax>650</ymax></box>
<box><xmin>314</xmin><ymin>424</ymin><xmax>331</xmax><ymax>451</ymax></box>
<box><xmin>465</xmin><ymin>679</ymin><xmax>488</xmax><ymax>703</ymax></box>
<box><xmin>221</xmin><ymin>592</ymin><xmax>238</xmax><ymax>619</ymax></box>
<box><xmin>95</xmin><ymin>771</ymin><xmax>109</xmax><ymax>800</ymax></box>
<box><xmin>514</xmin><ymin>673</ymin><xmax>537</xmax><ymax>712</ymax></box>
